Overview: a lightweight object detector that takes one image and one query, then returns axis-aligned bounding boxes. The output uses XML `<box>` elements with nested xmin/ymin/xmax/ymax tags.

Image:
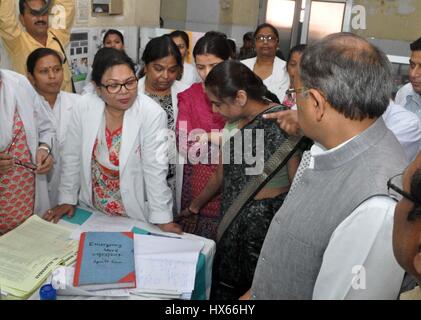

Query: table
<box><xmin>30</xmin><ymin>207</ymin><xmax>216</xmax><ymax>300</ymax></box>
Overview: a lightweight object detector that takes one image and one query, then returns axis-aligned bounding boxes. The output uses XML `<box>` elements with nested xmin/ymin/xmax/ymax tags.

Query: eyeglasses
<box><xmin>255</xmin><ymin>35</ymin><xmax>277</xmax><ymax>43</ymax></box>
<box><xmin>7</xmin><ymin>130</ymin><xmax>53</xmax><ymax>172</ymax></box>
<box><xmin>387</xmin><ymin>173</ymin><xmax>421</xmax><ymax>205</ymax></box>
<box><xmin>285</xmin><ymin>87</ymin><xmax>309</xmax><ymax>98</ymax></box>
<box><xmin>100</xmin><ymin>78</ymin><xmax>138</xmax><ymax>94</ymax></box>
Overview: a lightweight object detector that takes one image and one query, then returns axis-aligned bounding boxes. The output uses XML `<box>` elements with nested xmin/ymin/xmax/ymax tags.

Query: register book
<box><xmin>73</xmin><ymin>232</ymin><xmax>136</xmax><ymax>291</ymax></box>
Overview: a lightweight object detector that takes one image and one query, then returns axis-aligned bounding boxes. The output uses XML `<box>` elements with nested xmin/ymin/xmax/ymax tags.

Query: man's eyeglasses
<box><xmin>255</xmin><ymin>35</ymin><xmax>277</xmax><ymax>43</ymax></box>
<box><xmin>387</xmin><ymin>173</ymin><xmax>421</xmax><ymax>205</ymax></box>
<box><xmin>285</xmin><ymin>87</ymin><xmax>309</xmax><ymax>98</ymax></box>
<box><xmin>100</xmin><ymin>79</ymin><xmax>138</xmax><ymax>94</ymax></box>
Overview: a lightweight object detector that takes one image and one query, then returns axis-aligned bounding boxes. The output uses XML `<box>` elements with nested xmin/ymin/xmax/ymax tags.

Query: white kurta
<box><xmin>138</xmin><ymin>77</ymin><xmax>189</xmax><ymax>213</ymax></box>
<box><xmin>0</xmin><ymin>69</ymin><xmax>55</xmax><ymax>215</ymax></box>
<box><xmin>241</xmin><ymin>56</ymin><xmax>290</xmax><ymax>103</ymax></box>
<box><xmin>383</xmin><ymin>103</ymin><xmax>421</xmax><ymax>162</ymax></box>
<box><xmin>58</xmin><ymin>92</ymin><xmax>173</xmax><ymax>224</ymax></box>
<box><xmin>395</xmin><ymin>83</ymin><xmax>415</xmax><ymax>106</ymax></box>
<box><xmin>38</xmin><ymin>91</ymin><xmax>82</xmax><ymax>207</ymax></box>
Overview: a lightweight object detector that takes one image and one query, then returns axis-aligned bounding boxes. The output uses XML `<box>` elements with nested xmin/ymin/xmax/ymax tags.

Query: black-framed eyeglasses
<box><xmin>6</xmin><ymin>130</ymin><xmax>53</xmax><ymax>172</ymax></box>
<box><xmin>100</xmin><ymin>78</ymin><xmax>139</xmax><ymax>94</ymax></box>
<box><xmin>387</xmin><ymin>173</ymin><xmax>421</xmax><ymax>205</ymax></box>
<box><xmin>255</xmin><ymin>35</ymin><xmax>277</xmax><ymax>43</ymax></box>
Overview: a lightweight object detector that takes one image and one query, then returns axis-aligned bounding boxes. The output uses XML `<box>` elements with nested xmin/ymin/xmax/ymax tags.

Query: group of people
<box><xmin>1</xmin><ymin>0</ymin><xmax>421</xmax><ymax>301</ymax></box>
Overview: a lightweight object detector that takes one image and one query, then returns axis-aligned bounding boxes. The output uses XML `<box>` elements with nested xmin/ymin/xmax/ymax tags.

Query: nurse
<box><xmin>43</xmin><ymin>48</ymin><xmax>181</xmax><ymax>234</ymax></box>
<box><xmin>0</xmin><ymin>63</ymin><xmax>54</xmax><ymax>235</ymax></box>
<box><xmin>27</xmin><ymin>48</ymin><xmax>81</xmax><ymax>207</ymax></box>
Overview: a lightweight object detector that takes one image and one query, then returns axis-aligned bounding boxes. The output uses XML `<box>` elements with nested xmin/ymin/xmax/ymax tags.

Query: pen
<box><xmin>147</xmin><ymin>232</ymin><xmax>182</xmax><ymax>239</ymax></box>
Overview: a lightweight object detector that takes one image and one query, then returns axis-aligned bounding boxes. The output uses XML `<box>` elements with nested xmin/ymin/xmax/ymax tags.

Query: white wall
<box><xmin>185</xmin><ymin>0</ymin><xmax>220</xmax><ymax>33</ymax></box>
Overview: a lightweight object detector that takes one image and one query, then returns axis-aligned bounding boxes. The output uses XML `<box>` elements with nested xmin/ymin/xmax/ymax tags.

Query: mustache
<box><xmin>35</xmin><ymin>20</ymin><xmax>47</xmax><ymax>25</ymax></box>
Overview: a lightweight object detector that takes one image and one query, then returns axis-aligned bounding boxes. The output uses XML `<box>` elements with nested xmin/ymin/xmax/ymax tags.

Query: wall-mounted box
<box><xmin>92</xmin><ymin>0</ymin><xmax>123</xmax><ymax>16</ymax></box>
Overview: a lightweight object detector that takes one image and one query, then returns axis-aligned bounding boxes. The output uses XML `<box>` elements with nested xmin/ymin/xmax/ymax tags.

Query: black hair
<box><xmin>300</xmin><ymin>32</ymin><xmax>392</xmax><ymax>120</ymax></box>
<box><xmin>168</xmin><ymin>30</ymin><xmax>190</xmax><ymax>50</ymax></box>
<box><xmin>141</xmin><ymin>35</ymin><xmax>183</xmax><ymax>76</ymax></box>
<box><xmin>91</xmin><ymin>47</ymin><xmax>136</xmax><ymax>86</ymax></box>
<box><xmin>287</xmin><ymin>44</ymin><xmax>307</xmax><ymax>63</ymax></box>
<box><xmin>19</xmin><ymin>0</ymin><xmax>47</xmax><ymax>15</ymax></box>
<box><xmin>205</xmin><ymin>60</ymin><xmax>270</xmax><ymax>104</ymax></box>
<box><xmin>204</xmin><ymin>31</ymin><xmax>228</xmax><ymax>39</ymax></box>
<box><xmin>193</xmin><ymin>34</ymin><xmax>232</xmax><ymax>61</ymax></box>
<box><xmin>103</xmin><ymin>29</ymin><xmax>125</xmax><ymax>45</ymax></box>
<box><xmin>19</xmin><ymin>0</ymin><xmax>26</xmax><ymax>15</ymax></box>
<box><xmin>253</xmin><ymin>23</ymin><xmax>279</xmax><ymax>41</ymax></box>
<box><xmin>410</xmin><ymin>37</ymin><xmax>421</xmax><ymax>51</ymax></box>
<box><xmin>243</xmin><ymin>32</ymin><xmax>254</xmax><ymax>43</ymax></box>
<box><xmin>408</xmin><ymin>169</ymin><xmax>421</xmax><ymax>221</ymax></box>
<box><xmin>27</xmin><ymin>48</ymin><xmax>62</xmax><ymax>75</ymax></box>
<box><xmin>227</xmin><ymin>39</ymin><xmax>237</xmax><ymax>59</ymax></box>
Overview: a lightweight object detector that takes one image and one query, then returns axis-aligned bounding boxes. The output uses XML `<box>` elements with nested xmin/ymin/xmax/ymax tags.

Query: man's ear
<box><xmin>19</xmin><ymin>14</ymin><xmax>26</xmax><ymax>28</ymax></box>
<box><xmin>308</xmin><ymin>88</ymin><xmax>326</xmax><ymax>121</ymax></box>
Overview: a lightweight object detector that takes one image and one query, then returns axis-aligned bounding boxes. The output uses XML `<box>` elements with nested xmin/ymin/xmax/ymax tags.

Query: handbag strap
<box><xmin>217</xmin><ymin>135</ymin><xmax>305</xmax><ymax>242</ymax></box>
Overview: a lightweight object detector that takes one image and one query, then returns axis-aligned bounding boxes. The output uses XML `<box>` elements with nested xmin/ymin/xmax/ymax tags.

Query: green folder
<box><xmin>61</xmin><ymin>208</ymin><xmax>93</xmax><ymax>226</ymax></box>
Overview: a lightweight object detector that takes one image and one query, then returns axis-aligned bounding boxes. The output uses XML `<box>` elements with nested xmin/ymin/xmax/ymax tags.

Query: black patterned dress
<box><xmin>211</xmin><ymin>105</ymin><xmax>290</xmax><ymax>300</ymax></box>
<box><xmin>145</xmin><ymin>93</ymin><xmax>176</xmax><ymax>178</ymax></box>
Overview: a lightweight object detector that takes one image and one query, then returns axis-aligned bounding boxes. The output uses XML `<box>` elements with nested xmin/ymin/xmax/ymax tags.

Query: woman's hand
<box><xmin>157</xmin><ymin>222</ymin><xmax>184</xmax><ymax>235</ymax></box>
<box><xmin>0</xmin><ymin>152</ymin><xmax>13</xmax><ymax>174</ymax></box>
<box><xmin>43</xmin><ymin>204</ymin><xmax>76</xmax><ymax>224</ymax></box>
<box><xmin>239</xmin><ymin>289</ymin><xmax>252</xmax><ymax>300</ymax></box>
<box><xmin>175</xmin><ymin>207</ymin><xmax>199</xmax><ymax>234</ymax></box>
<box><xmin>36</xmin><ymin>147</ymin><xmax>53</xmax><ymax>175</ymax></box>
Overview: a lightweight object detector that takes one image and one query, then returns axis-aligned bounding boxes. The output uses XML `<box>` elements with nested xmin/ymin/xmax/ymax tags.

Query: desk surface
<box><xmin>29</xmin><ymin>207</ymin><xmax>216</xmax><ymax>300</ymax></box>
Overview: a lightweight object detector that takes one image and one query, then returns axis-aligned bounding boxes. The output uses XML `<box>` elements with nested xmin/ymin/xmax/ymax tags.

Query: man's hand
<box><xmin>263</xmin><ymin>110</ymin><xmax>301</xmax><ymax>136</ymax></box>
<box><xmin>0</xmin><ymin>152</ymin><xmax>14</xmax><ymax>174</ymax></box>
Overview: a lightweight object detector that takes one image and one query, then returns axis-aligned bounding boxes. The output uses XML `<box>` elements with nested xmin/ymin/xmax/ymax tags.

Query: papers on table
<box><xmin>132</xmin><ymin>235</ymin><xmax>204</xmax><ymax>299</ymax></box>
<box><xmin>70</xmin><ymin>213</ymin><xmax>135</xmax><ymax>240</ymax></box>
<box><xmin>51</xmin><ymin>267</ymin><xmax>130</xmax><ymax>297</ymax></box>
<box><xmin>0</xmin><ymin>216</ymin><xmax>78</xmax><ymax>299</ymax></box>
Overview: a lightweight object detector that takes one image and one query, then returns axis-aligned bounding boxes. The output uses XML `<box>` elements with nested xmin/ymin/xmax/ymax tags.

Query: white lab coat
<box><xmin>58</xmin><ymin>92</ymin><xmax>174</xmax><ymax>224</ymax></box>
<box><xmin>241</xmin><ymin>56</ymin><xmax>290</xmax><ymax>103</ymax></box>
<box><xmin>138</xmin><ymin>77</ymin><xmax>189</xmax><ymax>213</ymax></box>
<box><xmin>0</xmin><ymin>69</ymin><xmax>55</xmax><ymax>215</ymax></box>
<box><xmin>38</xmin><ymin>91</ymin><xmax>81</xmax><ymax>207</ymax></box>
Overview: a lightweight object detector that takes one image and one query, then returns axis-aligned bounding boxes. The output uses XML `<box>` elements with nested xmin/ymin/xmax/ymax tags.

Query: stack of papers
<box><xmin>131</xmin><ymin>234</ymin><xmax>204</xmax><ymax>300</ymax></box>
<box><xmin>0</xmin><ymin>216</ymin><xmax>78</xmax><ymax>300</ymax></box>
<box><xmin>51</xmin><ymin>267</ymin><xmax>131</xmax><ymax>298</ymax></box>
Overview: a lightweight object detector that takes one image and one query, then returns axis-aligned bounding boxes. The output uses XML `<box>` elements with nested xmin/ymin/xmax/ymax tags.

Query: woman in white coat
<box><xmin>241</xmin><ymin>23</ymin><xmax>290</xmax><ymax>103</ymax></box>
<box><xmin>27</xmin><ymin>48</ymin><xmax>82</xmax><ymax>207</ymax></box>
<box><xmin>43</xmin><ymin>48</ymin><xmax>182</xmax><ymax>234</ymax></box>
<box><xmin>139</xmin><ymin>35</ymin><xmax>189</xmax><ymax>213</ymax></box>
<box><xmin>169</xmin><ymin>30</ymin><xmax>200</xmax><ymax>87</ymax></box>
<box><xmin>0</xmin><ymin>67</ymin><xmax>54</xmax><ymax>235</ymax></box>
